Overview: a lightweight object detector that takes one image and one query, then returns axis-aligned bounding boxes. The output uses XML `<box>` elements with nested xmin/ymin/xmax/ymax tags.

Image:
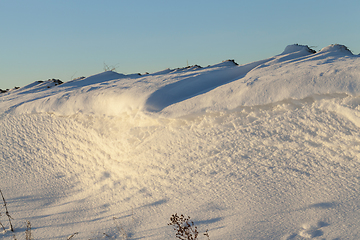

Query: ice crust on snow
<box><xmin>1</xmin><ymin>44</ymin><xmax>360</xmax><ymax>239</ymax></box>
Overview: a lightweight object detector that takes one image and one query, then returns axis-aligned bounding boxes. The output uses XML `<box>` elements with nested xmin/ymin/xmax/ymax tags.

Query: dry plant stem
<box><xmin>67</xmin><ymin>232</ymin><xmax>79</xmax><ymax>240</ymax></box>
<box><xmin>204</xmin><ymin>229</ymin><xmax>210</xmax><ymax>240</ymax></box>
<box><xmin>0</xmin><ymin>189</ymin><xmax>14</xmax><ymax>232</ymax></box>
<box><xmin>25</xmin><ymin>221</ymin><xmax>32</xmax><ymax>240</ymax></box>
<box><xmin>103</xmin><ymin>232</ymin><xmax>112</xmax><ymax>238</ymax></box>
<box><xmin>0</xmin><ymin>219</ymin><xmax>5</xmax><ymax>231</ymax></box>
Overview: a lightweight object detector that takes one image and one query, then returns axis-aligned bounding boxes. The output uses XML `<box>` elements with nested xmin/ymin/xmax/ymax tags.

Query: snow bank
<box><xmin>2</xmin><ymin>94</ymin><xmax>360</xmax><ymax>239</ymax></box>
<box><xmin>1</xmin><ymin>44</ymin><xmax>360</xmax><ymax>239</ymax></box>
<box><xmin>2</xmin><ymin>44</ymin><xmax>359</xmax><ymax>118</ymax></box>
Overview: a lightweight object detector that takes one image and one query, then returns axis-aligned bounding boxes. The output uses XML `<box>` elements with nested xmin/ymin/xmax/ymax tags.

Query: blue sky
<box><xmin>1</xmin><ymin>0</ymin><xmax>360</xmax><ymax>90</ymax></box>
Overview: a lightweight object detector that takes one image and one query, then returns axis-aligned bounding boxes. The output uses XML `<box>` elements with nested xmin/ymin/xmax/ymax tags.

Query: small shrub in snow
<box><xmin>169</xmin><ymin>213</ymin><xmax>210</xmax><ymax>240</ymax></box>
<box><xmin>169</xmin><ymin>214</ymin><xmax>199</xmax><ymax>240</ymax></box>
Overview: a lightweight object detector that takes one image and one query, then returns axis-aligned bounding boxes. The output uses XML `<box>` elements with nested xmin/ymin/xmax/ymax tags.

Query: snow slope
<box><xmin>1</xmin><ymin>44</ymin><xmax>360</xmax><ymax>239</ymax></box>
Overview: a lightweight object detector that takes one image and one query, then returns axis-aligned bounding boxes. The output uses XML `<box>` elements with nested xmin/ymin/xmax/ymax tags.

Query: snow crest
<box><xmin>2</xmin><ymin>44</ymin><xmax>359</xmax><ymax>118</ymax></box>
<box><xmin>280</xmin><ymin>43</ymin><xmax>316</xmax><ymax>54</ymax></box>
<box><xmin>319</xmin><ymin>44</ymin><xmax>353</xmax><ymax>55</ymax></box>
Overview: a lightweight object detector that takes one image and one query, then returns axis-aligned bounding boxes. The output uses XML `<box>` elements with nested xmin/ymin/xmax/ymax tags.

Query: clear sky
<box><xmin>1</xmin><ymin>0</ymin><xmax>360</xmax><ymax>90</ymax></box>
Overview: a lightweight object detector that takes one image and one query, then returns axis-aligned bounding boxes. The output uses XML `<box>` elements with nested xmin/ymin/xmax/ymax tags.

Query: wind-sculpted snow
<box><xmin>144</xmin><ymin>59</ymin><xmax>269</xmax><ymax>112</ymax></box>
<box><xmin>159</xmin><ymin>44</ymin><xmax>360</xmax><ymax>117</ymax></box>
<box><xmin>1</xmin><ymin>44</ymin><xmax>360</xmax><ymax>239</ymax></box>
<box><xmin>1</xmin><ymin>44</ymin><xmax>360</xmax><ymax>117</ymax></box>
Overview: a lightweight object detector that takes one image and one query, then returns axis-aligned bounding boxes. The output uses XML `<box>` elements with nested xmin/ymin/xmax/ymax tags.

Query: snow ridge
<box><xmin>1</xmin><ymin>44</ymin><xmax>359</xmax><ymax>117</ymax></box>
<box><xmin>1</xmin><ymin>44</ymin><xmax>360</xmax><ymax>239</ymax></box>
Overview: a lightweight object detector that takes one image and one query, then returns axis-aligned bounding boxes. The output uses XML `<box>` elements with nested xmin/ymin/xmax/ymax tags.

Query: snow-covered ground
<box><xmin>1</xmin><ymin>44</ymin><xmax>360</xmax><ymax>239</ymax></box>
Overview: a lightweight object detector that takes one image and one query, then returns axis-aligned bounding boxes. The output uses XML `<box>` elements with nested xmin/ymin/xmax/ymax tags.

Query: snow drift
<box><xmin>1</xmin><ymin>44</ymin><xmax>360</xmax><ymax>239</ymax></box>
<box><xmin>2</xmin><ymin>44</ymin><xmax>360</xmax><ymax>118</ymax></box>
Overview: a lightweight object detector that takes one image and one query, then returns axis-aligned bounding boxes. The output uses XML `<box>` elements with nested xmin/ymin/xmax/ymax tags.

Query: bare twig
<box><xmin>0</xmin><ymin>213</ymin><xmax>5</xmax><ymax>231</ymax></box>
<box><xmin>103</xmin><ymin>62</ymin><xmax>118</xmax><ymax>72</ymax></box>
<box><xmin>25</xmin><ymin>220</ymin><xmax>32</xmax><ymax>240</ymax></box>
<box><xmin>67</xmin><ymin>232</ymin><xmax>78</xmax><ymax>240</ymax></box>
<box><xmin>103</xmin><ymin>232</ymin><xmax>114</xmax><ymax>238</ymax></box>
<box><xmin>0</xmin><ymin>189</ymin><xmax>14</xmax><ymax>232</ymax></box>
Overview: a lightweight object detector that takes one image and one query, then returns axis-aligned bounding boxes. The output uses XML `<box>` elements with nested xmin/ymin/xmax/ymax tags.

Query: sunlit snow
<box><xmin>1</xmin><ymin>44</ymin><xmax>360</xmax><ymax>239</ymax></box>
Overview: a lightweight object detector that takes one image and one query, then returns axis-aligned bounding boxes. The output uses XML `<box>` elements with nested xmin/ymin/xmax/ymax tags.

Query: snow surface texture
<box><xmin>1</xmin><ymin>44</ymin><xmax>360</xmax><ymax>239</ymax></box>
